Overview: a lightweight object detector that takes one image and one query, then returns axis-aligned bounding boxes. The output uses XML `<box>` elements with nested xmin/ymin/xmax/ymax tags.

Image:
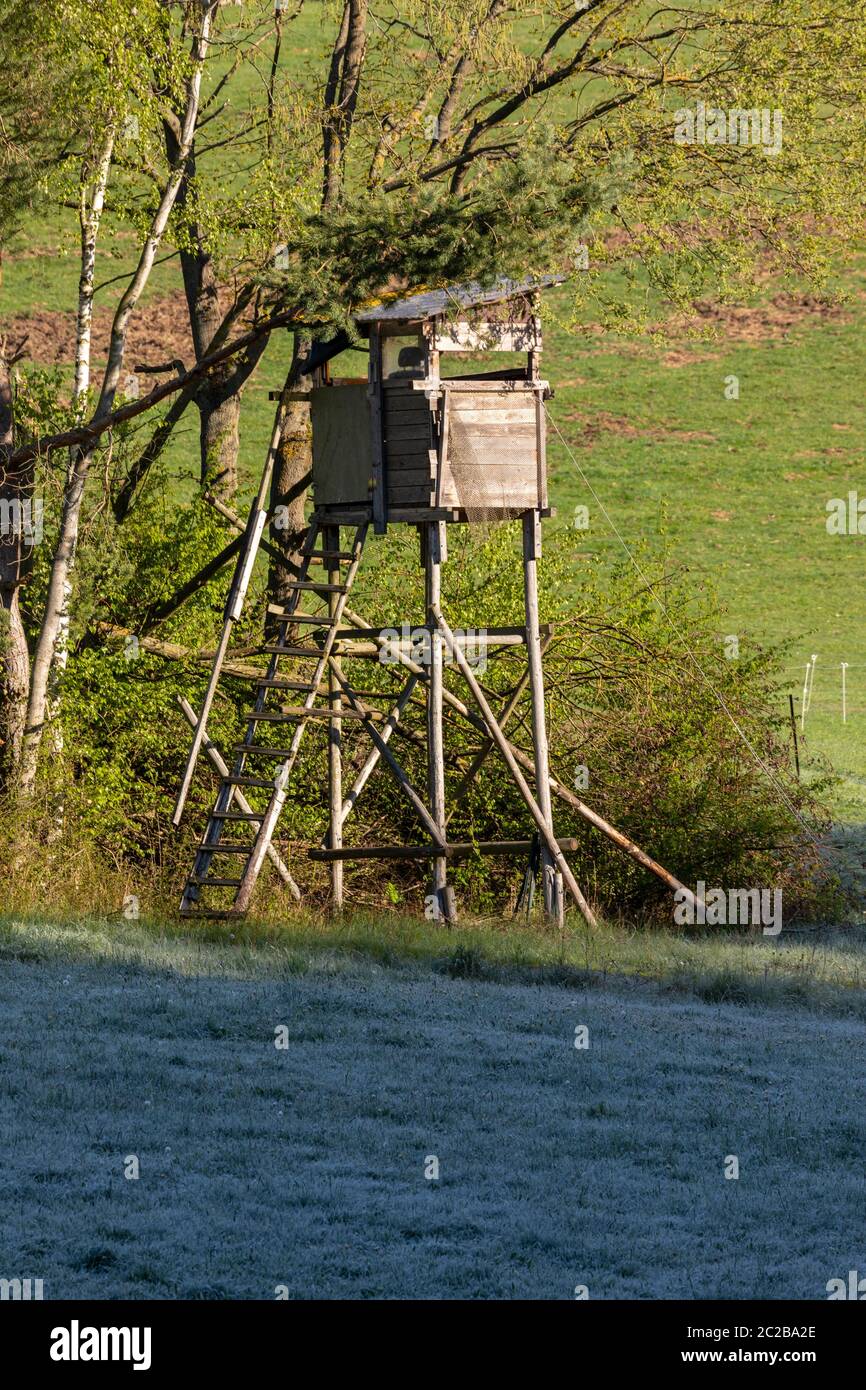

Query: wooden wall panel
<box><xmin>310</xmin><ymin>384</ymin><xmax>373</xmax><ymax>507</ymax></box>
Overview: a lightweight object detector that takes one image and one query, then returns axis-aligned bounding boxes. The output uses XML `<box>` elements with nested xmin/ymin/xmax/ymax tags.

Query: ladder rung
<box><xmin>197</xmin><ymin>842</ymin><xmax>255</xmax><ymax>854</ymax></box>
<box><xmin>261</xmin><ymin>644</ymin><xmax>326</xmax><ymax>657</ymax></box>
<box><xmin>264</xmin><ymin>608</ymin><xmax>328</xmax><ymax>631</ymax></box>
<box><xmin>283</xmin><ymin>581</ymin><xmax>348</xmax><ymax>594</ymax></box>
<box><xmin>254</xmin><ymin>677</ymin><xmax>320</xmax><ymax>692</ymax></box>
<box><xmin>266</xmin><ymin>606</ymin><xmax>329</xmax><ymax>625</ymax></box>
<box><xmin>210</xmin><ymin>810</ymin><xmax>264</xmax><ymax>821</ymax></box>
<box><xmin>308</xmin><ymin>550</ymin><xmax>355</xmax><ymax>561</ymax></box>
<box><xmin>230</xmin><ymin>744</ymin><xmax>294</xmax><ymax>759</ymax></box>
<box><xmin>188</xmin><ymin>876</ymin><xmax>243</xmax><ymax>888</ymax></box>
<box><xmin>223</xmin><ymin>775</ymin><xmax>282</xmax><ymax>789</ymax></box>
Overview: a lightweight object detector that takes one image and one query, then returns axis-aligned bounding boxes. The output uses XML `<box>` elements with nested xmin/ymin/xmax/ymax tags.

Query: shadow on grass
<box><xmin>3</xmin><ymin>906</ymin><xmax>866</xmax><ymax>1023</ymax></box>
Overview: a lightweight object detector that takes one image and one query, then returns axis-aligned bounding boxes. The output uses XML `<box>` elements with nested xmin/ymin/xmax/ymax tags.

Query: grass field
<box><xmin>8</xmin><ymin>909</ymin><xmax>866</xmax><ymax>1008</ymax></box>
<box><xmin>545</xmin><ymin>270</ymin><xmax>866</xmax><ymax>824</ymax></box>
<box><xmin>1</xmin><ymin>917</ymin><xmax>865</xmax><ymax>1300</ymax></box>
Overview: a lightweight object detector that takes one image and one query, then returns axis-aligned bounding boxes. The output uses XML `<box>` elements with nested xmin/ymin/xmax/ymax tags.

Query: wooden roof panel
<box><xmin>355</xmin><ymin>274</ymin><xmax>563</xmax><ymax>326</ymax></box>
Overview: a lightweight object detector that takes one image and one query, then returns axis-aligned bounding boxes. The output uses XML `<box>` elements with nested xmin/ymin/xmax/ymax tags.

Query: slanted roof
<box><xmin>355</xmin><ymin>274</ymin><xmax>563</xmax><ymax>326</ymax></box>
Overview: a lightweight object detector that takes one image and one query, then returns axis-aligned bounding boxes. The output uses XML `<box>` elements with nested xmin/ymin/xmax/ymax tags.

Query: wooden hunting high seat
<box><xmin>310</xmin><ymin>278</ymin><xmax>555</xmax><ymax>531</ymax></box>
<box><xmin>172</xmin><ymin>272</ymin><xmax>698</xmax><ymax>931</ymax></box>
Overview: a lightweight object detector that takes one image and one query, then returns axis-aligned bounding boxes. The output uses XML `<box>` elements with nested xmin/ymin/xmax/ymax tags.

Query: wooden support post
<box><xmin>425</xmin><ymin>521</ymin><xmax>455</xmax><ymax>924</ymax></box>
<box><xmin>788</xmin><ymin>693</ymin><xmax>801</xmax><ymax>780</ymax></box>
<box><xmin>432</xmin><ymin>601</ymin><xmax>598</xmax><ymax>929</ymax></box>
<box><xmin>369</xmin><ymin>325</ymin><xmax>387</xmax><ymax>534</ymax></box>
<box><xmin>326</xmin><ymin>524</ymin><xmax>343</xmax><ymax>912</ymax></box>
<box><xmin>522</xmin><ymin>510</ymin><xmax>563</xmax><ymax>925</ymax></box>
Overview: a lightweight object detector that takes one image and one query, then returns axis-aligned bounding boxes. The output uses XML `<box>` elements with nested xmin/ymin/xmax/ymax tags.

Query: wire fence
<box><xmin>784</xmin><ymin>657</ymin><xmax>866</xmax><ymax>730</ymax></box>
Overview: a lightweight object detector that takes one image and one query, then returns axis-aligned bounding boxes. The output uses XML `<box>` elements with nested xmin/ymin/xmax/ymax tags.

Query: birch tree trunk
<box><xmin>18</xmin><ymin>3</ymin><xmax>216</xmax><ymax>797</ymax></box>
<box><xmin>0</xmin><ymin>349</ymin><xmax>31</xmax><ymax>794</ymax></box>
<box><xmin>73</xmin><ymin>134</ymin><xmax>114</xmax><ymax>406</ymax></box>
<box><xmin>48</xmin><ymin>132</ymin><xmax>115</xmax><ymax>804</ymax></box>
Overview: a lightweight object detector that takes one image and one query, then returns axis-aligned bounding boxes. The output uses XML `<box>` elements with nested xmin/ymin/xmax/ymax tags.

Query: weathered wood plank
<box><xmin>415</xmin><ymin>377</ymin><xmax>549</xmax><ymax>394</ymax></box>
<box><xmin>433</xmin><ymin>320</ymin><xmax>539</xmax><ymax>353</ymax></box>
<box><xmin>453</xmin><ymin>462</ymin><xmax>540</xmax><ymax>479</ymax></box>
<box><xmin>387</xmin><ymin>441</ymin><xmax>437</xmax><ymax>463</ymax></box>
<box><xmin>382</xmin><ymin>380</ymin><xmax>421</xmax><ymax>397</ymax></box>
<box><xmin>368</xmin><ymin>327</ymin><xmax>387</xmax><ymax>533</ymax></box>
<box><xmin>387</xmin><ymin>486</ymin><xmax>437</xmax><ymax>505</ymax></box>
<box><xmin>386</xmin><ymin>467</ymin><xmax>435</xmax><ymax>485</ymax></box>
<box><xmin>440</xmin><ymin>472</ymin><xmax>539</xmax><ymax>509</ymax></box>
<box><xmin>309</xmin><ymin>838</ymin><xmax>579</xmax><ymax>862</ymax></box>
<box><xmin>450</xmin><ymin>422</ymin><xmax>537</xmax><ymax>440</ymax></box>
<box><xmin>448</xmin><ymin>407</ymin><xmax>536</xmax><ymax>426</ymax></box>
<box><xmin>384</xmin><ymin>403</ymin><xmax>432</xmax><ymax>419</ymax></box>
<box><xmin>385</xmin><ymin>423</ymin><xmax>433</xmax><ymax>444</ymax></box>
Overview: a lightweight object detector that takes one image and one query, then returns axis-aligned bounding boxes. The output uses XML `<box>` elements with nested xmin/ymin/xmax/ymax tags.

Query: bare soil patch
<box><xmin>0</xmin><ymin>290</ymin><xmax>251</xmax><ymax>392</ymax></box>
<box><xmin>560</xmin><ymin>409</ymin><xmax>716</xmax><ymax>447</ymax></box>
<box><xmin>666</xmin><ymin>292</ymin><xmax>850</xmax><ymax>345</ymax></box>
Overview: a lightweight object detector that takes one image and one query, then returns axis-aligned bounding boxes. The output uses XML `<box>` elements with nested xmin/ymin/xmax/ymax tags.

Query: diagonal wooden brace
<box><xmin>340</xmin><ymin>604</ymin><xmax>701</xmax><ymax>917</ymax></box>
<box><xmin>430</xmin><ymin>604</ymin><xmax>598</xmax><ymax>928</ymax></box>
<box><xmin>328</xmin><ymin>659</ymin><xmax>447</xmax><ymax>851</ymax></box>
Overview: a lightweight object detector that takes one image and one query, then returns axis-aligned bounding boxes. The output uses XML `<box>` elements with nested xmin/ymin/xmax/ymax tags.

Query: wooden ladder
<box><xmin>179</xmin><ymin>519</ymin><xmax>368</xmax><ymax>918</ymax></box>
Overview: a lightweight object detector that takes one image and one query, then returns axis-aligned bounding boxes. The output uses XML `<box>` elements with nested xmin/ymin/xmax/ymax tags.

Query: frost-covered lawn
<box><xmin>1</xmin><ymin>948</ymin><xmax>865</xmax><ymax>1300</ymax></box>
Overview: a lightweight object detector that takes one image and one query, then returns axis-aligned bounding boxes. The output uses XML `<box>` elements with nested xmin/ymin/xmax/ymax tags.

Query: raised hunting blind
<box><xmin>311</xmin><ymin>281</ymin><xmax>549</xmax><ymax>526</ymax></box>
<box><xmin>172</xmin><ymin>278</ymin><xmax>696</xmax><ymax>927</ymax></box>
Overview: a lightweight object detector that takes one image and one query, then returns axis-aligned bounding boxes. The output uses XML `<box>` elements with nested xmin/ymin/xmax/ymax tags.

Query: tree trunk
<box><xmin>178</xmin><ymin>235</ymin><xmax>241</xmax><ymax>496</ymax></box>
<box><xmin>198</xmin><ymin>371</ymin><xmax>241</xmax><ymax>495</ymax></box>
<box><xmin>267</xmin><ymin>334</ymin><xmax>313</xmax><ymax>627</ymax></box>
<box><xmin>19</xmin><ymin>446</ymin><xmax>88</xmax><ymax>795</ymax></box>
<box><xmin>0</xmin><ymin>352</ymin><xmax>31</xmax><ymax>794</ymax></box>
<box><xmin>163</xmin><ymin>121</ymin><xmax>265</xmax><ymax>501</ymax></box>
<box><xmin>47</xmin><ymin>133</ymin><xmax>114</xmax><ymax>817</ymax></box>
<box><xmin>74</xmin><ymin>134</ymin><xmax>113</xmax><ymax>406</ymax></box>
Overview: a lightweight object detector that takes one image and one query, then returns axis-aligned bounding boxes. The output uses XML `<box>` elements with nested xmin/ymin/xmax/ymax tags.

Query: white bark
<box><xmin>73</xmin><ymin>132</ymin><xmax>114</xmax><ymax>406</ymax></box>
<box><xmin>49</xmin><ymin>132</ymin><xmax>115</xmax><ymax>813</ymax></box>
<box><xmin>19</xmin><ymin>2</ymin><xmax>217</xmax><ymax>796</ymax></box>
